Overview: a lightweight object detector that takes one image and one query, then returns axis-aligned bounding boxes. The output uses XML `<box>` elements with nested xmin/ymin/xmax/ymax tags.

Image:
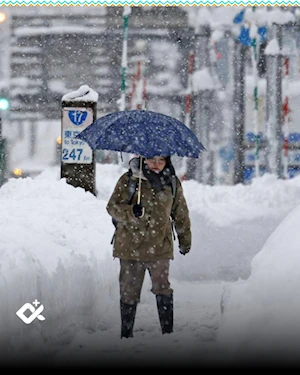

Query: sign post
<box><xmin>61</xmin><ymin>85</ymin><xmax>98</xmax><ymax>195</ymax></box>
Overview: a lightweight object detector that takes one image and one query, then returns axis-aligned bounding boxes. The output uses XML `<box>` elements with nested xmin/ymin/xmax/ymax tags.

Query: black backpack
<box><xmin>110</xmin><ymin>169</ymin><xmax>177</xmax><ymax>244</ymax></box>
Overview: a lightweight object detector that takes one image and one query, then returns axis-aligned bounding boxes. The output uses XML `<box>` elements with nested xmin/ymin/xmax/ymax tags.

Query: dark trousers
<box><xmin>119</xmin><ymin>259</ymin><xmax>173</xmax><ymax>305</ymax></box>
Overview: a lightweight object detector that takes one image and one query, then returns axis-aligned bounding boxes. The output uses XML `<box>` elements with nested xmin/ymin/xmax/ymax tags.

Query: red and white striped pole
<box><xmin>135</xmin><ymin>61</ymin><xmax>142</xmax><ymax>110</ymax></box>
<box><xmin>181</xmin><ymin>51</ymin><xmax>195</xmax><ymax>181</ymax></box>
<box><xmin>185</xmin><ymin>51</ymin><xmax>194</xmax><ymax>130</ymax></box>
<box><xmin>142</xmin><ymin>77</ymin><xmax>147</xmax><ymax>110</ymax></box>
<box><xmin>129</xmin><ymin>72</ymin><xmax>136</xmax><ymax>110</ymax></box>
<box><xmin>282</xmin><ymin>57</ymin><xmax>290</xmax><ymax>179</ymax></box>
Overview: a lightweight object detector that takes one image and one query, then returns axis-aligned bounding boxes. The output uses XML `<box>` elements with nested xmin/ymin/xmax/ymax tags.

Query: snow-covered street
<box><xmin>2</xmin><ymin>164</ymin><xmax>300</xmax><ymax>368</ymax></box>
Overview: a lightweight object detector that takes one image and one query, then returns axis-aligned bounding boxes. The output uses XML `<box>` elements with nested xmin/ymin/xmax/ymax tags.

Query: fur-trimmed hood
<box><xmin>128</xmin><ymin>156</ymin><xmax>176</xmax><ymax>181</ymax></box>
<box><xmin>128</xmin><ymin>156</ymin><xmax>147</xmax><ymax>180</ymax></box>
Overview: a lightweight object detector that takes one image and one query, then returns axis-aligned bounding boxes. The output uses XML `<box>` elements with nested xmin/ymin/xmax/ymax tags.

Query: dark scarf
<box><xmin>142</xmin><ymin>156</ymin><xmax>176</xmax><ymax>193</ymax></box>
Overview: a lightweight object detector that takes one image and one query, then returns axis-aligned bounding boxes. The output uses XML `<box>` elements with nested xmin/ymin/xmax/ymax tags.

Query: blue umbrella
<box><xmin>75</xmin><ymin>109</ymin><xmax>206</xmax><ymax>159</ymax></box>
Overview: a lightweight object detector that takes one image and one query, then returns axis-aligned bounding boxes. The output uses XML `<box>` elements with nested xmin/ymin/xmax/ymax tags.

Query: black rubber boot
<box><xmin>120</xmin><ymin>300</ymin><xmax>137</xmax><ymax>338</ymax></box>
<box><xmin>156</xmin><ymin>293</ymin><xmax>173</xmax><ymax>334</ymax></box>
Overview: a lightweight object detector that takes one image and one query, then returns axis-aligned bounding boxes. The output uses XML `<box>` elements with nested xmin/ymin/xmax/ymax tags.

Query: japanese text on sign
<box><xmin>62</xmin><ymin>108</ymin><xmax>93</xmax><ymax>164</ymax></box>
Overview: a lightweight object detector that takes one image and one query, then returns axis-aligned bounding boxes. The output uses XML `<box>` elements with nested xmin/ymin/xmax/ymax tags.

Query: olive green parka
<box><xmin>106</xmin><ymin>157</ymin><xmax>191</xmax><ymax>261</ymax></box>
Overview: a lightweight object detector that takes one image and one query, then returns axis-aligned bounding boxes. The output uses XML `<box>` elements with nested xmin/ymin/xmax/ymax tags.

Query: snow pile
<box><xmin>218</xmin><ymin>202</ymin><xmax>300</xmax><ymax>364</ymax></box>
<box><xmin>62</xmin><ymin>85</ymin><xmax>99</xmax><ymax>103</ymax></box>
<box><xmin>1</xmin><ymin>164</ymin><xmax>300</xmax><ymax>366</ymax></box>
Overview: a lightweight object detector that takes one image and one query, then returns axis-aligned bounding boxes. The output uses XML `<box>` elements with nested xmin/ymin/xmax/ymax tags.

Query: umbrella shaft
<box><xmin>138</xmin><ymin>157</ymin><xmax>143</xmax><ymax>204</ymax></box>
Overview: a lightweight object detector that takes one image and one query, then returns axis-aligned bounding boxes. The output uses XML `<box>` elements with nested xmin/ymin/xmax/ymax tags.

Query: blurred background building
<box><xmin>0</xmin><ymin>6</ymin><xmax>300</xmax><ymax>185</ymax></box>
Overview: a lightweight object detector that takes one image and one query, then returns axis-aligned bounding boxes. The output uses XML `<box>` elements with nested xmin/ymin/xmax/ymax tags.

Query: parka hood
<box><xmin>128</xmin><ymin>157</ymin><xmax>147</xmax><ymax>180</ymax></box>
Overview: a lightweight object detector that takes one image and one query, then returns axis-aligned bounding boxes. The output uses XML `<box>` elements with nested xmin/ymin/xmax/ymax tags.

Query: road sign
<box><xmin>233</xmin><ymin>9</ymin><xmax>267</xmax><ymax>47</ymax></box>
<box><xmin>62</xmin><ymin>107</ymin><xmax>93</xmax><ymax>164</ymax></box>
<box><xmin>61</xmin><ymin>85</ymin><xmax>98</xmax><ymax>195</ymax></box>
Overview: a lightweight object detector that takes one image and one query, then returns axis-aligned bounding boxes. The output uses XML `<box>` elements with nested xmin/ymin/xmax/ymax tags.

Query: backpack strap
<box><xmin>170</xmin><ymin>175</ymin><xmax>177</xmax><ymax>240</ymax></box>
<box><xmin>170</xmin><ymin>175</ymin><xmax>177</xmax><ymax>211</ymax></box>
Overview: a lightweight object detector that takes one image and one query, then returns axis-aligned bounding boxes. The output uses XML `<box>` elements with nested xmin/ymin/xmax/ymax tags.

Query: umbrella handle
<box><xmin>137</xmin><ymin>157</ymin><xmax>145</xmax><ymax>217</ymax></box>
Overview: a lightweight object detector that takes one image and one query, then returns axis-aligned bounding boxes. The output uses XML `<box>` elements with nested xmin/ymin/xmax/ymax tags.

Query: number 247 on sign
<box><xmin>62</xmin><ymin>148</ymin><xmax>83</xmax><ymax>161</ymax></box>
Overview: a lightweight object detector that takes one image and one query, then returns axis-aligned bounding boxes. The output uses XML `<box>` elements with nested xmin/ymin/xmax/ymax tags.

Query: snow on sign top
<box><xmin>61</xmin><ymin>85</ymin><xmax>99</xmax><ymax>103</ymax></box>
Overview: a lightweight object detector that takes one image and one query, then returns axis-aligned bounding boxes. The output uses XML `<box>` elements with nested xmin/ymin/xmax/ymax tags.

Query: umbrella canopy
<box><xmin>75</xmin><ymin>110</ymin><xmax>205</xmax><ymax>159</ymax></box>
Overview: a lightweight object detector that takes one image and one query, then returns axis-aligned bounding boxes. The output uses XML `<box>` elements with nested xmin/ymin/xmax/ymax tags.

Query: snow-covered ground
<box><xmin>1</xmin><ymin>163</ymin><xmax>300</xmax><ymax>368</ymax></box>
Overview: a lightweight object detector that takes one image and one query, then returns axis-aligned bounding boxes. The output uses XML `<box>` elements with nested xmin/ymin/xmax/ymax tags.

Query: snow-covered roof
<box><xmin>14</xmin><ymin>26</ymin><xmax>105</xmax><ymax>37</ymax></box>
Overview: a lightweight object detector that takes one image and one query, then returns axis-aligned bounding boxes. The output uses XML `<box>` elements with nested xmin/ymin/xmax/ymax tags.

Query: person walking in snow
<box><xmin>106</xmin><ymin>155</ymin><xmax>191</xmax><ymax>338</ymax></box>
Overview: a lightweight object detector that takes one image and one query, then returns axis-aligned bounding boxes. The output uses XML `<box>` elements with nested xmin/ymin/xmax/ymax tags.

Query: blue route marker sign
<box><xmin>62</xmin><ymin>107</ymin><xmax>93</xmax><ymax>164</ymax></box>
<box><xmin>68</xmin><ymin>110</ymin><xmax>88</xmax><ymax>126</ymax></box>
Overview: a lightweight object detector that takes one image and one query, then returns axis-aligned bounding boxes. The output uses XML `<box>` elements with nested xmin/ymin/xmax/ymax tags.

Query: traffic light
<box><xmin>0</xmin><ymin>97</ymin><xmax>9</xmax><ymax>111</ymax></box>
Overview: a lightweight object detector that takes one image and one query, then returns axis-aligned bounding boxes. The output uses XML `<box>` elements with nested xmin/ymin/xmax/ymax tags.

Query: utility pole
<box><xmin>117</xmin><ymin>6</ymin><xmax>131</xmax><ymax>168</ymax></box>
<box><xmin>233</xmin><ymin>40</ymin><xmax>247</xmax><ymax>185</ymax></box>
<box><xmin>29</xmin><ymin>121</ymin><xmax>36</xmax><ymax>157</ymax></box>
<box><xmin>188</xmin><ymin>11</ymin><xmax>214</xmax><ymax>184</ymax></box>
<box><xmin>265</xmin><ymin>23</ymin><xmax>283</xmax><ymax>178</ymax></box>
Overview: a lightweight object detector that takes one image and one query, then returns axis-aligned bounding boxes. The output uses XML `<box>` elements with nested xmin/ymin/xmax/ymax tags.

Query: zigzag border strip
<box><xmin>0</xmin><ymin>0</ymin><xmax>298</xmax><ymax>6</ymax></box>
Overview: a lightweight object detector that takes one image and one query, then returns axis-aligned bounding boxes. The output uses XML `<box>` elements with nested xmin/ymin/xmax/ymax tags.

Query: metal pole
<box><xmin>282</xmin><ymin>57</ymin><xmax>290</xmax><ymax>179</ymax></box>
<box><xmin>118</xmin><ymin>7</ymin><xmax>131</xmax><ymax>167</ymax></box>
<box><xmin>182</xmin><ymin>51</ymin><xmax>194</xmax><ymax>180</ymax></box>
<box><xmin>265</xmin><ymin>23</ymin><xmax>283</xmax><ymax>177</ymax></box>
<box><xmin>233</xmin><ymin>41</ymin><xmax>246</xmax><ymax>185</ymax></box>
<box><xmin>192</xmin><ymin>24</ymin><xmax>213</xmax><ymax>184</ymax></box>
<box><xmin>250</xmin><ymin>7</ymin><xmax>261</xmax><ymax>178</ymax></box>
<box><xmin>30</xmin><ymin>121</ymin><xmax>36</xmax><ymax>157</ymax></box>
